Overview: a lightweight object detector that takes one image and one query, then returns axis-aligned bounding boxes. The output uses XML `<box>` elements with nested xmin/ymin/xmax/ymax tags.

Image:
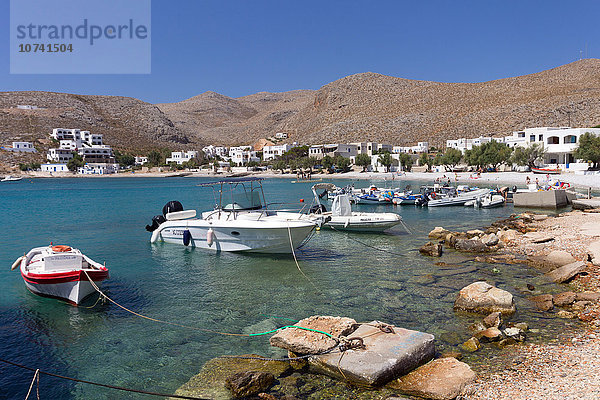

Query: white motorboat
<box><xmin>308</xmin><ymin>184</ymin><xmax>403</xmax><ymax>232</ymax></box>
<box><xmin>1</xmin><ymin>175</ymin><xmax>22</xmax><ymax>182</ymax></box>
<box><xmin>145</xmin><ymin>177</ymin><xmax>317</xmax><ymax>253</ymax></box>
<box><xmin>12</xmin><ymin>245</ymin><xmax>109</xmax><ymax>305</ymax></box>
<box><xmin>427</xmin><ymin>188</ymin><xmax>491</xmax><ymax>207</ymax></box>
<box><xmin>479</xmin><ymin>193</ymin><xmax>506</xmax><ymax>208</ymax></box>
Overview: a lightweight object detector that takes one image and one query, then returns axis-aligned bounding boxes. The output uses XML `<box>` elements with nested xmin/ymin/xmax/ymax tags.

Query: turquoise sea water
<box><xmin>0</xmin><ymin>177</ymin><xmax>581</xmax><ymax>399</ymax></box>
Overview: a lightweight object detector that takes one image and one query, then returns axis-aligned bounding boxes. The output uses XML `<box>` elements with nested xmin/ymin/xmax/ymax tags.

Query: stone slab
<box><xmin>514</xmin><ymin>190</ymin><xmax>568</xmax><ymax>209</ymax></box>
<box><xmin>546</xmin><ymin>261</ymin><xmax>586</xmax><ymax>283</ymax></box>
<box><xmin>309</xmin><ymin>322</ymin><xmax>435</xmax><ymax>386</ymax></box>
<box><xmin>269</xmin><ymin>316</ymin><xmax>357</xmax><ymax>354</ymax></box>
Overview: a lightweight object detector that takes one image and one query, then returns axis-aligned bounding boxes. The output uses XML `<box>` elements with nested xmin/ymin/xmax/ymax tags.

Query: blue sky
<box><xmin>1</xmin><ymin>0</ymin><xmax>599</xmax><ymax>103</ymax></box>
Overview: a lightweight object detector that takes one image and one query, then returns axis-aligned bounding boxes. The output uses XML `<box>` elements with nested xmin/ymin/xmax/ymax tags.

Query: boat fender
<box><xmin>344</xmin><ymin>218</ymin><xmax>350</xmax><ymax>228</ymax></box>
<box><xmin>183</xmin><ymin>230</ymin><xmax>192</xmax><ymax>246</ymax></box>
<box><xmin>11</xmin><ymin>256</ymin><xmax>23</xmax><ymax>271</ymax></box>
<box><xmin>150</xmin><ymin>229</ymin><xmax>161</xmax><ymax>243</ymax></box>
<box><xmin>207</xmin><ymin>228</ymin><xmax>214</xmax><ymax>246</ymax></box>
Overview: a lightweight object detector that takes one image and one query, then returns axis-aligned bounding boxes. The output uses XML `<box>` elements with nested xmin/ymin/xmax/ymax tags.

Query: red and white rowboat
<box><xmin>531</xmin><ymin>167</ymin><xmax>561</xmax><ymax>175</ymax></box>
<box><xmin>11</xmin><ymin>245</ymin><xmax>109</xmax><ymax>305</ymax></box>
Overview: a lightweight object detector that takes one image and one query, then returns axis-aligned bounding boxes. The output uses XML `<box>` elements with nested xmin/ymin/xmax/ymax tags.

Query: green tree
<box><xmin>322</xmin><ymin>155</ymin><xmax>334</xmax><ymax>171</ymax></box>
<box><xmin>511</xmin><ymin>143</ymin><xmax>545</xmax><ymax>169</ymax></box>
<box><xmin>67</xmin><ymin>153</ymin><xmax>84</xmax><ymax>171</ymax></box>
<box><xmin>432</xmin><ymin>153</ymin><xmax>444</xmax><ymax>166</ymax></box>
<box><xmin>301</xmin><ymin>156</ymin><xmax>318</xmax><ymax>171</ymax></box>
<box><xmin>378</xmin><ymin>151</ymin><xmax>393</xmax><ymax>172</ymax></box>
<box><xmin>355</xmin><ymin>153</ymin><xmax>371</xmax><ymax>172</ymax></box>
<box><xmin>418</xmin><ymin>153</ymin><xmax>432</xmax><ymax>172</ymax></box>
<box><xmin>147</xmin><ymin>150</ymin><xmax>164</xmax><ymax>166</ymax></box>
<box><xmin>333</xmin><ymin>155</ymin><xmax>350</xmax><ymax>172</ymax></box>
<box><xmin>273</xmin><ymin>160</ymin><xmax>286</xmax><ymax>173</ymax></box>
<box><xmin>441</xmin><ymin>148</ymin><xmax>463</xmax><ymax>171</ymax></box>
<box><xmin>465</xmin><ymin>141</ymin><xmax>511</xmax><ymax>170</ymax></box>
<box><xmin>399</xmin><ymin>153</ymin><xmax>413</xmax><ymax>171</ymax></box>
<box><xmin>115</xmin><ymin>151</ymin><xmax>135</xmax><ymax>167</ymax></box>
<box><xmin>573</xmin><ymin>132</ymin><xmax>600</xmax><ymax>169</ymax></box>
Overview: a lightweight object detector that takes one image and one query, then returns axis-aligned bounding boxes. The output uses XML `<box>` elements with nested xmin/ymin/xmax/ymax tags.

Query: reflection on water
<box><xmin>0</xmin><ymin>177</ymin><xmax>582</xmax><ymax>399</ymax></box>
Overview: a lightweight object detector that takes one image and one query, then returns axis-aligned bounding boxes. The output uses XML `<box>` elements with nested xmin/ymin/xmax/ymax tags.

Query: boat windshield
<box><xmin>222</xmin><ymin>189</ymin><xmax>263</xmax><ymax>210</ymax></box>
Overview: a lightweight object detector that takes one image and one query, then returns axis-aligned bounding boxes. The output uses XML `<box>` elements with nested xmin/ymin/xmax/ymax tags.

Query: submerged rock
<box><xmin>553</xmin><ymin>291</ymin><xmax>576</xmax><ymax>307</ymax></box>
<box><xmin>269</xmin><ymin>316</ymin><xmax>356</xmax><ymax>354</ymax></box>
<box><xmin>483</xmin><ymin>312</ymin><xmax>503</xmax><ymax>328</ymax></box>
<box><xmin>481</xmin><ymin>233</ymin><xmax>499</xmax><ymax>246</ymax></box>
<box><xmin>454</xmin><ymin>282</ymin><xmax>516</xmax><ymax>315</ymax></box>
<box><xmin>390</xmin><ymin>357</ymin><xmax>476</xmax><ymax>400</ymax></box>
<box><xmin>461</xmin><ymin>337</ymin><xmax>480</xmax><ymax>352</ymax></box>
<box><xmin>474</xmin><ymin>327</ymin><xmax>503</xmax><ymax>342</ymax></box>
<box><xmin>529</xmin><ymin>294</ymin><xmax>554</xmax><ymax>312</ymax></box>
<box><xmin>225</xmin><ymin>371</ymin><xmax>274</xmax><ymax>399</ymax></box>
<box><xmin>420</xmin><ymin>241</ymin><xmax>443</xmax><ymax>257</ymax></box>
<box><xmin>575</xmin><ymin>291</ymin><xmax>600</xmax><ymax>302</ymax></box>
<box><xmin>453</xmin><ymin>239</ymin><xmax>496</xmax><ymax>253</ymax></box>
<box><xmin>309</xmin><ymin>322</ymin><xmax>435</xmax><ymax>386</ymax></box>
<box><xmin>546</xmin><ymin>261</ymin><xmax>586</xmax><ymax>283</ymax></box>
<box><xmin>173</xmin><ymin>354</ymin><xmax>291</xmax><ymax>400</ymax></box>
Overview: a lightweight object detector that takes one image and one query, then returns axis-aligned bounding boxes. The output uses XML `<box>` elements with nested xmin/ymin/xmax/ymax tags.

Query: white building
<box><xmin>263</xmin><ymin>143</ymin><xmax>295</xmax><ymax>161</ymax></box>
<box><xmin>17</xmin><ymin>105</ymin><xmax>39</xmax><ymax>110</ymax></box>
<box><xmin>393</xmin><ymin>142</ymin><xmax>429</xmax><ymax>154</ymax></box>
<box><xmin>166</xmin><ymin>150</ymin><xmax>199</xmax><ymax>165</ymax></box>
<box><xmin>135</xmin><ymin>156</ymin><xmax>148</xmax><ymax>165</ymax></box>
<box><xmin>308</xmin><ymin>144</ymin><xmax>357</xmax><ymax>160</ymax></box>
<box><xmin>229</xmin><ymin>146</ymin><xmax>259</xmax><ymax>165</ymax></box>
<box><xmin>504</xmin><ymin>127</ymin><xmax>600</xmax><ymax>169</ymax></box>
<box><xmin>79</xmin><ymin>146</ymin><xmax>115</xmax><ymax>163</ymax></box>
<box><xmin>47</xmin><ymin>148</ymin><xmax>74</xmax><ymax>163</ymax></box>
<box><xmin>349</xmin><ymin>142</ymin><xmax>379</xmax><ymax>156</ymax></box>
<box><xmin>41</xmin><ymin>163</ymin><xmax>69</xmax><ymax>173</ymax></box>
<box><xmin>202</xmin><ymin>145</ymin><xmax>229</xmax><ymax>159</ymax></box>
<box><xmin>275</xmin><ymin>132</ymin><xmax>288</xmax><ymax>139</ymax></box>
<box><xmin>3</xmin><ymin>141</ymin><xmax>37</xmax><ymax>153</ymax></box>
<box><xmin>446</xmin><ymin>136</ymin><xmax>498</xmax><ymax>153</ymax></box>
<box><xmin>77</xmin><ymin>163</ymin><xmax>119</xmax><ymax>175</ymax></box>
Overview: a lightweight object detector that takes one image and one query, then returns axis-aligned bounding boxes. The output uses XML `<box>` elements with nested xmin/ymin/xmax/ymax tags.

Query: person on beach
<box><xmin>535</xmin><ymin>177</ymin><xmax>539</xmax><ymax>189</ymax></box>
<box><xmin>526</xmin><ymin>176</ymin><xmax>531</xmax><ymax>185</ymax></box>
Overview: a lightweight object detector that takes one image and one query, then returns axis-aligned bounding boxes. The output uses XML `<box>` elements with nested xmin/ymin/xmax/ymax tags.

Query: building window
<box><xmin>547</xmin><ymin>136</ymin><xmax>559</xmax><ymax>145</ymax></box>
<box><xmin>530</xmin><ymin>135</ymin><xmax>535</xmax><ymax>142</ymax></box>
<box><xmin>564</xmin><ymin>135</ymin><xmax>577</xmax><ymax>144</ymax></box>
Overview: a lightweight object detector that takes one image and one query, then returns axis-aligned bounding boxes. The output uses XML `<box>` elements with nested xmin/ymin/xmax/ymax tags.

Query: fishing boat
<box><xmin>145</xmin><ymin>177</ymin><xmax>317</xmax><ymax>253</ymax></box>
<box><xmin>308</xmin><ymin>184</ymin><xmax>403</xmax><ymax>232</ymax></box>
<box><xmin>531</xmin><ymin>167</ymin><xmax>561</xmax><ymax>175</ymax></box>
<box><xmin>11</xmin><ymin>245</ymin><xmax>109</xmax><ymax>305</ymax></box>
<box><xmin>1</xmin><ymin>175</ymin><xmax>22</xmax><ymax>182</ymax></box>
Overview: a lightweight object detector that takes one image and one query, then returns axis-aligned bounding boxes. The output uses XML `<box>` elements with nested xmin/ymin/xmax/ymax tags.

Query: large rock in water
<box><xmin>224</xmin><ymin>371</ymin><xmax>274</xmax><ymax>399</ymax></box>
<box><xmin>429</xmin><ymin>227</ymin><xmax>450</xmax><ymax>240</ymax></box>
<box><xmin>420</xmin><ymin>241</ymin><xmax>443</xmax><ymax>257</ymax></box>
<box><xmin>545</xmin><ymin>250</ymin><xmax>576</xmax><ymax>267</ymax></box>
<box><xmin>390</xmin><ymin>357</ymin><xmax>476</xmax><ymax>400</ymax></box>
<box><xmin>172</xmin><ymin>354</ymin><xmax>290</xmax><ymax>400</ymax></box>
<box><xmin>546</xmin><ymin>261</ymin><xmax>586</xmax><ymax>283</ymax></box>
<box><xmin>454</xmin><ymin>282</ymin><xmax>515</xmax><ymax>315</ymax></box>
<box><xmin>453</xmin><ymin>239</ymin><xmax>493</xmax><ymax>253</ymax></box>
<box><xmin>269</xmin><ymin>316</ymin><xmax>356</xmax><ymax>354</ymax></box>
<box><xmin>309</xmin><ymin>322</ymin><xmax>435</xmax><ymax>386</ymax></box>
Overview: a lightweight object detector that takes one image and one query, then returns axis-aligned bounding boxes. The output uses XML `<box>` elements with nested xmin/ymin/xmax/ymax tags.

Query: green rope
<box><xmin>248</xmin><ymin>325</ymin><xmax>335</xmax><ymax>339</ymax></box>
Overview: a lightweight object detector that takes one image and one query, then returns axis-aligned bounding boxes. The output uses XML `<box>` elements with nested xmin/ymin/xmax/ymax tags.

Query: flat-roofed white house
<box><xmin>393</xmin><ymin>142</ymin><xmax>429</xmax><ymax>154</ymax></box>
<box><xmin>166</xmin><ymin>150</ymin><xmax>199</xmax><ymax>165</ymax></box>
<box><xmin>77</xmin><ymin>163</ymin><xmax>119</xmax><ymax>175</ymax></box>
<box><xmin>41</xmin><ymin>163</ymin><xmax>69</xmax><ymax>173</ymax></box>
<box><xmin>309</xmin><ymin>144</ymin><xmax>358</xmax><ymax>160</ymax></box>
<box><xmin>229</xmin><ymin>146</ymin><xmax>259</xmax><ymax>165</ymax></box>
<box><xmin>275</xmin><ymin>132</ymin><xmax>288</xmax><ymax>139</ymax></box>
<box><xmin>263</xmin><ymin>143</ymin><xmax>295</xmax><ymax>161</ymax></box>
<box><xmin>47</xmin><ymin>148</ymin><xmax>74</xmax><ymax>163</ymax></box>
<box><xmin>3</xmin><ymin>141</ymin><xmax>37</xmax><ymax>153</ymax></box>
<box><xmin>504</xmin><ymin>127</ymin><xmax>600</xmax><ymax>170</ymax></box>
<box><xmin>135</xmin><ymin>156</ymin><xmax>148</xmax><ymax>165</ymax></box>
<box><xmin>446</xmin><ymin>136</ymin><xmax>499</xmax><ymax>153</ymax></box>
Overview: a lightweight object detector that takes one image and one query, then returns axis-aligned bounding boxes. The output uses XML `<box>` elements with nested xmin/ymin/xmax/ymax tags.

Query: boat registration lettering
<box><xmin>169</xmin><ymin>229</ymin><xmax>185</xmax><ymax>236</ymax></box>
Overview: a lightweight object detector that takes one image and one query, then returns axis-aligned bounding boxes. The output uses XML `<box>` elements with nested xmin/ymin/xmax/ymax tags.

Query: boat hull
<box><xmin>325</xmin><ymin>218</ymin><xmax>401</xmax><ymax>232</ymax></box>
<box><xmin>155</xmin><ymin>220</ymin><xmax>316</xmax><ymax>253</ymax></box>
<box><xmin>532</xmin><ymin>168</ymin><xmax>561</xmax><ymax>175</ymax></box>
<box><xmin>21</xmin><ymin>269</ymin><xmax>108</xmax><ymax>305</ymax></box>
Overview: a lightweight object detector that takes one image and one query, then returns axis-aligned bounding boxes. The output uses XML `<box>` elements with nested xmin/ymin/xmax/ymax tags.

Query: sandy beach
<box><xmin>18</xmin><ymin>169</ymin><xmax>600</xmax><ymax>192</ymax></box>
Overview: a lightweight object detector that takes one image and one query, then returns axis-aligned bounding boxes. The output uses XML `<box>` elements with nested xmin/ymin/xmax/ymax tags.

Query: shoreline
<box><xmin>11</xmin><ymin>170</ymin><xmax>600</xmax><ymax>191</ymax></box>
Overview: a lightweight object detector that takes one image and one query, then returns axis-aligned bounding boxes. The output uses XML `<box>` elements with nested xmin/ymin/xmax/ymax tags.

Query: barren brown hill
<box><xmin>159</xmin><ymin>59</ymin><xmax>600</xmax><ymax>147</ymax></box>
<box><xmin>0</xmin><ymin>91</ymin><xmax>189</xmax><ymax>157</ymax></box>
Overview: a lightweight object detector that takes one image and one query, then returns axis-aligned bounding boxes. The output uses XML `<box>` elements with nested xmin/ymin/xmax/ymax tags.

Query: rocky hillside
<box><xmin>0</xmin><ymin>91</ymin><xmax>189</xmax><ymax>158</ymax></box>
<box><xmin>158</xmin><ymin>59</ymin><xmax>600</xmax><ymax>147</ymax></box>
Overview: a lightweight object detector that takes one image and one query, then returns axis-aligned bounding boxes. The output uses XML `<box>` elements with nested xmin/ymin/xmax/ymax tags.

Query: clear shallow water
<box><xmin>0</xmin><ymin>177</ymin><xmax>581</xmax><ymax>399</ymax></box>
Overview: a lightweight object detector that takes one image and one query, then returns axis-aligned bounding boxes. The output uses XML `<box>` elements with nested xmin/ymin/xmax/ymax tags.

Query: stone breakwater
<box><xmin>422</xmin><ymin>210</ymin><xmax>600</xmax><ymax>399</ymax></box>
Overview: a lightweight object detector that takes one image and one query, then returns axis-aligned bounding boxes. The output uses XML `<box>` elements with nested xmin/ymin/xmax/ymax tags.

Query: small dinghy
<box><xmin>12</xmin><ymin>245</ymin><xmax>109</xmax><ymax>305</ymax></box>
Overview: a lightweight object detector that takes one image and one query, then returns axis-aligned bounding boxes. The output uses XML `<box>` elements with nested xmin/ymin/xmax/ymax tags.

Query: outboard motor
<box><xmin>512</xmin><ymin>185</ymin><xmax>517</xmax><ymax>193</ymax></box>
<box><xmin>145</xmin><ymin>215</ymin><xmax>166</xmax><ymax>232</ymax></box>
<box><xmin>309</xmin><ymin>204</ymin><xmax>327</xmax><ymax>214</ymax></box>
<box><xmin>162</xmin><ymin>200</ymin><xmax>184</xmax><ymax>216</ymax></box>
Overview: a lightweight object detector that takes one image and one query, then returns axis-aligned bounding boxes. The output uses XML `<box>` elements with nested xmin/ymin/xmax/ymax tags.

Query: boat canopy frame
<box><xmin>198</xmin><ymin>177</ymin><xmax>268</xmax><ymax>214</ymax></box>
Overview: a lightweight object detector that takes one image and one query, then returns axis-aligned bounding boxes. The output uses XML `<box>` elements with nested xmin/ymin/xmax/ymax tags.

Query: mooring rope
<box><xmin>24</xmin><ymin>368</ymin><xmax>39</xmax><ymax>400</ymax></box>
<box><xmin>286</xmin><ymin>223</ymin><xmax>321</xmax><ymax>293</ymax></box>
<box><xmin>0</xmin><ymin>357</ymin><xmax>209</xmax><ymax>400</ymax></box>
<box><xmin>82</xmin><ymin>271</ymin><xmax>334</xmax><ymax>339</ymax></box>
